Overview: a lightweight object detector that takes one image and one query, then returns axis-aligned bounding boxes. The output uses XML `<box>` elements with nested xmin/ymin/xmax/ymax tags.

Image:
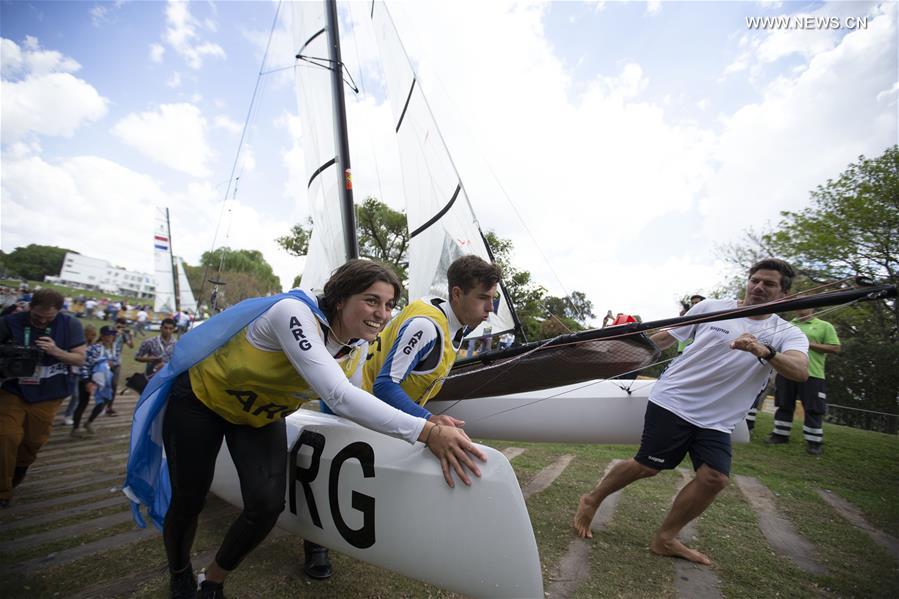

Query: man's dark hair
<box><xmin>30</xmin><ymin>289</ymin><xmax>64</xmax><ymax>310</ymax></box>
<box><xmin>690</xmin><ymin>294</ymin><xmax>706</xmax><ymax>303</ymax></box>
<box><xmin>320</xmin><ymin>259</ymin><xmax>403</xmax><ymax>322</ymax></box>
<box><xmin>447</xmin><ymin>255</ymin><xmax>502</xmax><ymax>295</ymax></box>
<box><xmin>116</xmin><ymin>317</ymin><xmax>128</xmax><ymax>325</ymax></box>
<box><xmin>161</xmin><ymin>318</ymin><xmax>177</xmax><ymax>327</ymax></box>
<box><xmin>748</xmin><ymin>258</ymin><xmax>795</xmax><ymax>293</ymax></box>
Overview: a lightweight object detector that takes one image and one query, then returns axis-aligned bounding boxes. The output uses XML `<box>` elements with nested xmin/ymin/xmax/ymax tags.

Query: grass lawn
<box><xmin>2</xmin><ymin>319</ymin><xmax>896</xmax><ymax>597</ymax></box>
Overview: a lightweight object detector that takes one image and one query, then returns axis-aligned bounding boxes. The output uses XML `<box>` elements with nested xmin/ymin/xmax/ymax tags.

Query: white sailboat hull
<box><xmin>209</xmin><ymin>410</ymin><xmax>543</xmax><ymax>598</ymax></box>
<box><xmin>429</xmin><ymin>379</ymin><xmax>751</xmax><ymax>444</ymax></box>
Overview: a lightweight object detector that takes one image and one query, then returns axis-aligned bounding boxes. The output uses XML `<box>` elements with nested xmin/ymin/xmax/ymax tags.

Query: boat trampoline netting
<box><xmin>436</xmin><ymin>333</ymin><xmax>660</xmax><ymax>401</ymax></box>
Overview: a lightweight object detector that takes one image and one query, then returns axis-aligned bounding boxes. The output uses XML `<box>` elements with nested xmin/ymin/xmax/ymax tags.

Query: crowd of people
<box><xmin>1</xmin><ymin>254</ymin><xmax>844</xmax><ymax>598</ymax></box>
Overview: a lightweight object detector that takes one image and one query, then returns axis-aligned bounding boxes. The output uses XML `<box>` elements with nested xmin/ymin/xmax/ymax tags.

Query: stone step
<box><xmin>522</xmin><ymin>455</ymin><xmax>575</xmax><ymax>500</ymax></box>
<box><xmin>735</xmin><ymin>475</ymin><xmax>826</xmax><ymax>575</ymax></box>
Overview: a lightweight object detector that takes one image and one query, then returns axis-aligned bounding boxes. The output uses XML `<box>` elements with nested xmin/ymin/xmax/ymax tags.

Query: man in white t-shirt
<box><xmin>574</xmin><ymin>259</ymin><xmax>809</xmax><ymax>565</ymax></box>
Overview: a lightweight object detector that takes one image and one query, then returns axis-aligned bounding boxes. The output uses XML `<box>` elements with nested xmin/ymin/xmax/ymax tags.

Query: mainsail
<box><xmin>287</xmin><ymin>2</ymin><xmax>354</xmax><ymax>293</ymax></box>
<box><xmin>153</xmin><ymin>207</ymin><xmax>177</xmax><ymax>315</ymax></box>
<box><xmin>371</xmin><ymin>3</ymin><xmax>516</xmax><ymax>336</ymax></box>
<box><xmin>369</xmin><ymin>3</ymin><xmax>658</xmax><ymax>398</ymax></box>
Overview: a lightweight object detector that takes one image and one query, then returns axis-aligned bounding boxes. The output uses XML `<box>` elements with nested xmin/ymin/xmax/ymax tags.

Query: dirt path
<box><xmin>817</xmin><ymin>488</ymin><xmax>899</xmax><ymax>562</ymax></box>
<box><xmin>546</xmin><ymin>459</ymin><xmax>624</xmax><ymax>599</ymax></box>
<box><xmin>673</xmin><ymin>469</ymin><xmax>722</xmax><ymax>599</ymax></box>
<box><xmin>522</xmin><ymin>454</ymin><xmax>575</xmax><ymax>499</ymax></box>
<box><xmin>734</xmin><ymin>475</ymin><xmax>826</xmax><ymax>575</ymax></box>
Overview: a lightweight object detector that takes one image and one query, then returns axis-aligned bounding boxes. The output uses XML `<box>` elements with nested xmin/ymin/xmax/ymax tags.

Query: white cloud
<box><xmin>166</xmin><ymin>71</ymin><xmax>182</xmax><ymax>88</ymax></box>
<box><xmin>701</xmin><ymin>5</ymin><xmax>897</xmax><ymax>245</ymax></box>
<box><xmin>214</xmin><ymin>115</ymin><xmax>243</xmax><ymax>134</ymax></box>
<box><xmin>149</xmin><ymin>43</ymin><xmax>165</xmax><ymax>63</ymax></box>
<box><xmin>163</xmin><ymin>0</ymin><xmax>225</xmax><ymax>70</ymax></box>
<box><xmin>1</xmin><ymin>38</ymin><xmax>107</xmax><ymax>144</ymax></box>
<box><xmin>0</xmin><ymin>153</ymin><xmax>298</xmax><ymax>291</ymax></box>
<box><xmin>112</xmin><ymin>103</ymin><xmax>213</xmax><ymax>178</ymax></box>
<box><xmin>646</xmin><ymin>1</ymin><xmax>662</xmax><ymax>16</ymax></box>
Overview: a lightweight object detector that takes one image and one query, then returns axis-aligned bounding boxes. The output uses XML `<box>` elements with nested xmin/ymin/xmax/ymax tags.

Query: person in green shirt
<box><xmin>766</xmin><ymin>308</ymin><xmax>841</xmax><ymax>455</ymax></box>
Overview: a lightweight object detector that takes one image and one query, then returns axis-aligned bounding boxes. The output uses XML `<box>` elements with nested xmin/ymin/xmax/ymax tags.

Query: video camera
<box><xmin>0</xmin><ymin>344</ymin><xmax>43</xmax><ymax>380</ymax></box>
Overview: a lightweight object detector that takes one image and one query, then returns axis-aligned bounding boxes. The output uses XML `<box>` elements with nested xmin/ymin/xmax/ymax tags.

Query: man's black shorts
<box><xmin>634</xmin><ymin>402</ymin><xmax>732</xmax><ymax>476</ymax></box>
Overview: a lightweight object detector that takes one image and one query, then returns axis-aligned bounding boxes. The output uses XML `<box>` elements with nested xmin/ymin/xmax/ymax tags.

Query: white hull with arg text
<box><xmin>208</xmin><ymin>410</ymin><xmax>543</xmax><ymax>598</ymax></box>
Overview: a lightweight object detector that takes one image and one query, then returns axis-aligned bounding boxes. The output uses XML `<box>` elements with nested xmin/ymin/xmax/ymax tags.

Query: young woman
<box><xmin>64</xmin><ymin>324</ymin><xmax>97</xmax><ymax>427</ymax></box>
<box><xmin>70</xmin><ymin>324</ymin><xmax>100</xmax><ymax>436</ymax></box>
<box><xmin>136</xmin><ymin>260</ymin><xmax>486</xmax><ymax>598</ymax></box>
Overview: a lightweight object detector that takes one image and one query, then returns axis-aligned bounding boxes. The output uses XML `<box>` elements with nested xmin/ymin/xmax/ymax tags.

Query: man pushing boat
<box><xmin>573</xmin><ymin>258</ymin><xmax>810</xmax><ymax>564</ymax></box>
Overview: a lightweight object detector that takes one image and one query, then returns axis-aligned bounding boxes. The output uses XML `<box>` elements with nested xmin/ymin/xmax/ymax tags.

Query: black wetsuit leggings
<box><xmin>162</xmin><ymin>373</ymin><xmax>287</xmax><ymax>573</ymax></box>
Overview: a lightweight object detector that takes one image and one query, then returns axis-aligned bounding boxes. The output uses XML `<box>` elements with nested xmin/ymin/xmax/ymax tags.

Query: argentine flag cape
<box><xmin>123</xmin><ymin>290</ymin><xmax>325</xmax><ymax>529</ymax></box>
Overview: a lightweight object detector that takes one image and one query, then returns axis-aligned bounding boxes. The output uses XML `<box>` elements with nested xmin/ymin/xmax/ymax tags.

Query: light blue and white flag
<box><xmin>123</xmin><ymin>290</ymin><xmax>322</xmax><ymax>529</ymax></box>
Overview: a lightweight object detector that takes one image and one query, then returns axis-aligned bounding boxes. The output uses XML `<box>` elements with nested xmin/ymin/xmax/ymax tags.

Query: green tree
<box><xmin>720</xmin><ymin>146</ymin><xmax>898</xmax><ymax>416</ymax></box>
<box><xmin>3</xmin><ymin>244</ymin><xmax>77</xmax><ymax>281</ymax></box>
<box><xmin>276</xmin><ymin>197</ymin><xmax>410</xmax><ymax>284</ymax></box>
<box><xmin>195</xmin><ymin>248</ymin><xmax>281</xmax><ymax>306</ymax></box>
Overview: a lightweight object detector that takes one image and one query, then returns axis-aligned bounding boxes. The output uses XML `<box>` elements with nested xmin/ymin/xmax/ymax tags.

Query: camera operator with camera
<box><xmin>0</xmin><ymin>289</ymin><xmax>85</xmax><ymax>508</ymax></box>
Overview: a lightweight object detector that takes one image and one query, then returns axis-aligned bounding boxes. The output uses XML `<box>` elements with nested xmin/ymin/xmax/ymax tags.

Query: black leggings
<box><xmin>162</xmin><ymin>373</ymin><xmax>287</xmax><ymax>573</ymax></box>
<box><xmin>72</xmin><ymin>380</ymin><xmax>91</xmax><ymax>428</ymax></box>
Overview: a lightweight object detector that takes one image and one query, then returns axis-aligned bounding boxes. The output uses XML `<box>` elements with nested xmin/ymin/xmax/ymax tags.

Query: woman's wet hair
<box><xmin>320</xmin><ymin>259</ymin><xmax>402</xmax><ymax>321</ymax></box>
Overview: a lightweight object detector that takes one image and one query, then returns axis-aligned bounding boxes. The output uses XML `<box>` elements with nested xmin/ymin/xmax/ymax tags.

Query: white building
<box><xmin>45</xmin><ymin>252</ymin><xmax>155</xmax><ymax>298</ymax></box>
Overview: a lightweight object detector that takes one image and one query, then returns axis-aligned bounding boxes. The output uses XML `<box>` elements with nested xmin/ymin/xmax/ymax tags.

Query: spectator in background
<box><xmin>74</xmin><ymin>326</ymin><xmax>118</xmax><ymax>434</ymax></box>
<box><xmin>84</xmin><ymin>298</ymin><xmax>97</xmax><ymax>319</ymax></box>
<box><xmin>135</xmin><ymin>318</ymin><xmax>177</xmax><ymax>378</ymax></box>
<box><xmin>64</xmin><ymin>324</ymin><xmax>98</xmax><ymax>426</ymax></box>
<box><xmin>175</xmin><ymin>310</ymin><xmax>191</xmax><ymax>336</ymax></box>
<box><xmin>766</xmin><ymin>307</ymin><xmax>841</xmax><ymax>455</ymax></box>
<box><xmin>105</xmin><ymin>318</ymin><xmax>134</xmax><ymax>416</ymax></box>
<box><xmin>106</xmin><ymin>301</ymin><xmax>120</xmax><ymax>323</ymax></box>
<box><xmin>134</xmin><ymin>308</ymin><xmax>149</xmax><ymax>337</ymax></box>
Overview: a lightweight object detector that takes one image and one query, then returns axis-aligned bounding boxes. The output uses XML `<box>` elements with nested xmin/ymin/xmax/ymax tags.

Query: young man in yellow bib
<box><xmin>306</xmin><ymin>255</ymin><xmax>501</xmax><ymax>579</ymax></box>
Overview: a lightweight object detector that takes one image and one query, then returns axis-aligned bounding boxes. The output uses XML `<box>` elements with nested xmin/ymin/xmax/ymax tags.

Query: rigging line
<box><xmin>446</xmin><ymin>298</ymin><xmax>865</xmax><ymax>424</ymax></box>
<box><xmin>200</xmin><ymin>0</ymin><xmax>283</xmax><ymax>305</ymax></box>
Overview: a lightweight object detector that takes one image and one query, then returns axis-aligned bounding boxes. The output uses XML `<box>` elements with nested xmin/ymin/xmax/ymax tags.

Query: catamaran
<box><xmin>202</xmin><ymin>2</ymin><xmax>895</xmax><ymax>596</ymax></box>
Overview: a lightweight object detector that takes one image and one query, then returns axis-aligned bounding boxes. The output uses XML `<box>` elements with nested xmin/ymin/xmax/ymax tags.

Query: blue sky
<box><xmin>2</xmin><ymin>1</ymin><xmax>895</xmax><ymax>320</ymax></box>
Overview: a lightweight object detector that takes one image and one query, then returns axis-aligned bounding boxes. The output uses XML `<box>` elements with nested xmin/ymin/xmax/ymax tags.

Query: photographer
<box><xmin>0</xmin><ymin>289</ymin><xmax>85</xmax><ymax>508</ymax></box>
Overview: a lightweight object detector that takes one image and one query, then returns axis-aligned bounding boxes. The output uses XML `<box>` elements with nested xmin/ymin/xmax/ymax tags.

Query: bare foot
<box><xmin>573</xmin><ymin>494</ymin><xmax>600</xmax><ymax>539</ymax></box>
<box><xmin>650</xmin><ymin>535</ymin><xmax>712</xmax><ymax>565</ymax></box>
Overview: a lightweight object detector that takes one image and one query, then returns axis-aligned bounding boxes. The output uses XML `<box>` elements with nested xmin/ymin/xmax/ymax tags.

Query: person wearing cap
<box><xmin>71</xmin><ymin>326</ymin><xmax>119</xmax><ymax>436</ymax></box>
<box><xmin>0</xmin><ymin>289</ymin><xmax>86</xmax><ymax>507</ymax></box>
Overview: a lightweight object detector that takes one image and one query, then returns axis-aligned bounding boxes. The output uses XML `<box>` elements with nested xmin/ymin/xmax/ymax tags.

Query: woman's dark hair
<box><xmin>748</xmin><ymin>258</ymin><xmax>795</xmax><ymax>293</ymax></box>
<box><xmin>319</xmin><ymin>259</ymin><xmax>402</xmax><ymax>322</ymax></box>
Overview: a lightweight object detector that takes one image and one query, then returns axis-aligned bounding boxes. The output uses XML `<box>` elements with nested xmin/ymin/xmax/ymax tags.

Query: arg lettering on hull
<box><xmin>209</xmin><ymin>410</ymin><xmax>543</xmax><ymax>598</ymax></box>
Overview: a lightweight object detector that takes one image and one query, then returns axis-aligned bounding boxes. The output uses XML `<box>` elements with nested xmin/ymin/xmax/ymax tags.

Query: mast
<box><xmin>166</xmin><ymin>208</ymin><xmax>180</xmax><ymax>312</ymax></box>
<box><xmin>324</xmin><ymin>0</ymin><xmax>358</xmax><ymax>260</ymax></box>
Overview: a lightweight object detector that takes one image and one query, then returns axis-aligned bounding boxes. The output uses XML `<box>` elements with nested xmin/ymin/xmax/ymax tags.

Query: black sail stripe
<box><xmin>296</xmin><ymin>28</ymin><xmax>326</xmax><ymax>58</ymax></box>
<box><xmin>409</xmin><ymin>183</ymin><xmax>461</xmax><ymax>239</ymax></box>
<box><xmin>370</xmin><ymin>0</ymin><xmax>375</xmax><ymax>19</ymax></box>
<box><xmin>308</xmin><ymin>157</ymin><xmax>336</xmax><ymax>189</ymax></box>
<box><xmin>395</xmin><ymin>78</ymin><xmax>416</xmax><ymax>133</ymax></box>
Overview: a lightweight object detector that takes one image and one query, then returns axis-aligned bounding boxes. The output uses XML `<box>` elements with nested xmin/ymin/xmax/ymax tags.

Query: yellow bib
<box><xmin>363</xmin><ymin>299</ymin><xmax>456</xmax><ymax>406</ymax></box>
<box><xmin>189</xmin><ymin>323</ymin><xmax>363</xmax><ymax>427</ymax></box>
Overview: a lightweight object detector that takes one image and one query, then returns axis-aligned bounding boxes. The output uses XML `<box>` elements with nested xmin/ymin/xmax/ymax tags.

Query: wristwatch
<box><xmin>757</xmin><ymin>343</ymin><xmax>777</xmax><ymax>364</ymax></box>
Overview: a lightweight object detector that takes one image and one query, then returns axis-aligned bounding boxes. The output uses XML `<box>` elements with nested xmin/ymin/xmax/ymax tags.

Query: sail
<box><xmin>153</xmin><ymin>207</ymin><xmax>176</xmax><ymax>315</ymax></box>
<box><xmin>285</xmin><ymin>2</ymin><xmax>350</xmax><ymax>293</ymax></box>
<box><xmin>370</xmin><ymin>3</ymin><xmax>516</xmax><ymax>335</ymax></box>
<box><xmin>175</xmin><ymin>257</ymin><xmax>197</xmax><ymax>313</ymax></box>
